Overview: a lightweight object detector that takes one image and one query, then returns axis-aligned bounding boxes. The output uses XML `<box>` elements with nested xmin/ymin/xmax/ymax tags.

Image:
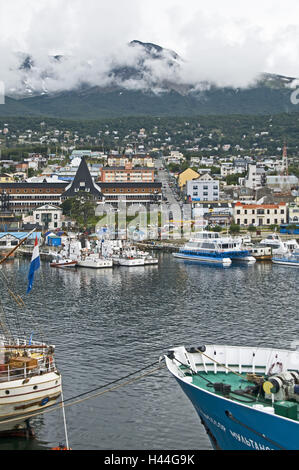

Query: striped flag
<box><xmin>27</xmin><ymin>236</ymin><xmax>40</xmax><ymax>294</ymax></box>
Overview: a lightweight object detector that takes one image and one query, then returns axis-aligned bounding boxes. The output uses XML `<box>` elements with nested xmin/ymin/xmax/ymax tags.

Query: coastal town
<box><xmin>1</xmin><ymin>0</ymin><xmax>299</xmax><ymax>455</ymax></box>
<box><xmin>0</xmin><ymin>117</ymin><xmax>298</xmax><ymax>242</ymax></box>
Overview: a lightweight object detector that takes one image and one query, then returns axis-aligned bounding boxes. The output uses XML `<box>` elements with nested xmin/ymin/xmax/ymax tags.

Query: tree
<box><xmin>62</xmin><ymin>192</ymin><xmax>98</xmax><ymax>228</ymax></box>
<box><xmin>27</xmin><ymin>168</ymin><xmax>36</xmax><ymax>178</ymax></box>
<box><xmin>229</xmin><ymin>224</ymin><xmax>241</xmax><ymax>234</ymax></box>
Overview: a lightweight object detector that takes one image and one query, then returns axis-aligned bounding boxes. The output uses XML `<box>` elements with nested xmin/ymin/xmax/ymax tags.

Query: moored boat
<box><xmin>77</xmin><ymin>253</ymin><xmax>113</xmax><ymax>269</ymax></box>
<box><xmin>165</xmin><ymin>343</ymin><xmax>299</xmax><ymax>450</ymax></box>
<box><xmin>248</xmin><ymin>244</ymin><xmax>272</xmax><ymax>261</ymax></box>
<box><xmin>260</xmin><ymin>233</ymin><xmax>299</xmax><ymax>255</ymax></box>
<box><xmin>173</xmin><ymin>231</ymin><xmax>256</xmax><ymax>266</ymax></box>
<box><xmin>50</xmin><ymin>258</ymin><xmax>77</xmax><ymax>268</ymax></box>
<box><xmin>272</xmin><ymin>249</ymin><xmax>299</xmax><ymax>267</ymax></box>
<box><xmin>117</xmin><ymin>256</ymin><xmax>145</xmax><ymax>267</ymax></box>
<box><xmin>0</xmin><ymin>338</ymin><xmax>62</xmax><ymax>433</ymax></box>
<box><xmin>0</xmin><ymin>231</ymin><xmax>62</xmax><ymax>434</ymax></box>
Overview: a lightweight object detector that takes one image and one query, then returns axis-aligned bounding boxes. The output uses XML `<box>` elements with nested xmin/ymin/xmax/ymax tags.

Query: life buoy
<box><xmin>52</xmin><ymin>445</ymin><xmax>71</xmax><ymax>451</ymax></box>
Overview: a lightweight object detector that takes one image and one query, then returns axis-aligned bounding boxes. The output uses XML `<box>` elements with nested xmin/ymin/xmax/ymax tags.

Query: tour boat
<box><xmin>173</xmin><ymin>231</ymin><xmax>256</xmax><ymax>266</ymax></box>
<box><xmin>165</xmin><ymin>343</ymin><xmax>299</xmax><ymax>450</ymax></box>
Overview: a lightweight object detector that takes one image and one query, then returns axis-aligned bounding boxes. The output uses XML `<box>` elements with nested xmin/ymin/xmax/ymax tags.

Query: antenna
<box><xmin>281</xmin><ymin>142</ymin><xmax>288</xmax><ymax>176</ymax></box>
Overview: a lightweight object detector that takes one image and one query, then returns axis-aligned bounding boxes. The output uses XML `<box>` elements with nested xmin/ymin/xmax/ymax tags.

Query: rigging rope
<box><xmin>0</xmin><ymin>360</ymin><xmax>166</xmax><ymax>427</ymax></box>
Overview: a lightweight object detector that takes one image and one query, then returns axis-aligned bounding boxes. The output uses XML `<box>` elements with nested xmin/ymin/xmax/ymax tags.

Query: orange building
<box><xmin>99</xmin><ymin>163</ymin><xmax>155</xmax><ymax>183</ymax></box>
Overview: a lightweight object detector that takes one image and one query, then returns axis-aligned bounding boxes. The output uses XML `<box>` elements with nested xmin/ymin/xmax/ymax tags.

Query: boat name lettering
<box><xmin>201</xmin><ymin>410</ymin><xmax>226</xmax><ymax>432</ymax></box>
<box><xmin>229</xmin><ymin>430</ymin><xmax>273</xmax><ymax>450</ymax></box>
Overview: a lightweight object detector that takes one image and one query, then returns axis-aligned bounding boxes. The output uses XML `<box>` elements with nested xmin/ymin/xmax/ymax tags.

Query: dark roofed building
<box><xmin>100</xmin><ymin>182</ymin><xmax>162</xmax><ymax>206</ymax></box>
<box><xmin>62</xmin><ymin>157</ymin><xmax>102</xmax><ymax>200</ymax></box>
<box><xmin>0</xmin><ymin>181</ymin><xmax>68</xmax><ymax>214</ymax></box>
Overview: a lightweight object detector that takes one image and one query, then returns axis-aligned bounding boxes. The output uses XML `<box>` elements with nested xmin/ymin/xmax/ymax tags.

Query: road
<box><xmin>155</xmin><ymin>158</ymin><xmax>182</xmax><ymax>206</ymax></box>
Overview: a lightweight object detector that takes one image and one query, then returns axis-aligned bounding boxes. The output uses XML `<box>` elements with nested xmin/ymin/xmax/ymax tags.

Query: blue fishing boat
<box><xmin>173</xmin><ymin>231</ymin><xmax>256</xmax><ymax>266</ymax></box>
<box><xmin>165</xmin><ymin>344</ymin><xmax>299</xmax><ymax>450</ymax></box>
<box><xmin>272</xmin><ymin>249</ymin><xmax>299</xmax><ymax>267</ymax></box>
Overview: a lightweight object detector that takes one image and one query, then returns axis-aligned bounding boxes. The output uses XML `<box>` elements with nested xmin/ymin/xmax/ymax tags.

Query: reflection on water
<box><xmin>0</xmin><ymin>254</ymin><xmax>298</xmax><ymax>450</ymax></box>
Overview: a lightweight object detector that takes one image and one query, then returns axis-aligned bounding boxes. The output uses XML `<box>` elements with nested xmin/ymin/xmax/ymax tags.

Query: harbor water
<box><xmin>0</xmin><ymin>253</ymin><xmax>298</xmax><ymax>450</ymax></box>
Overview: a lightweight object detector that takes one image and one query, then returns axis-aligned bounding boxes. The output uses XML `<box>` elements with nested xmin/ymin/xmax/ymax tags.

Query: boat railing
<box><xmin>0</xmin><ymin>359</ymin><xmax>57</xmax><ymax>383</ymax></box>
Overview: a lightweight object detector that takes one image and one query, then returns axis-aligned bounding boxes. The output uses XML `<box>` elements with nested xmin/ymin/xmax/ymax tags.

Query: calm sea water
<box><xmin>0</xmin><ymin>254</ymin><xmax>298</xmax><ymax>450</ymax></box>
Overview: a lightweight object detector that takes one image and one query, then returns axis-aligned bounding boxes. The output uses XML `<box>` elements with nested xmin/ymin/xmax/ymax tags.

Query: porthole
<box><xmin>33</xmin><ymin>385</ymin><xmax>38</xmax><ymax>390</ymax></box>
<box><xmin>5</xmin><ymin>390</ymin><xmax>10</xmax><ymax>395</ymax></box>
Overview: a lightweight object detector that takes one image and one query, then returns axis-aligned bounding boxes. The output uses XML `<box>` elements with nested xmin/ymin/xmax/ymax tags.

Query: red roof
<box><xmin>235</xmin><ymin>202</ymin><xmax>286</xmax><ymax>209</ymax></box>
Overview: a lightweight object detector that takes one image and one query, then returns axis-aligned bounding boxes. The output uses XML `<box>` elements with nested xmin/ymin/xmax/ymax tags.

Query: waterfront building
<box><xmin>193</xmin><ymin>202</ymin><xmax>233</xmax><ymax>226</ymax></box>
<box><xmin>234</xmin><ymin>202</ymin><xmax>287</xmax><ymax>227</ymax></box>
<box><xmin>100</xmin><ymin>182</ymin><xmax>162</xmax><ymax>206</ymax></box>
<box><xmin>0</xmin><ymin>182</ymin><xmax>68</xmax><ymax>214</ymax></box>
<box><xmin>23</xmin><ymin>205</ymin><xmax>63</xmax><ymax>231</ymax></box>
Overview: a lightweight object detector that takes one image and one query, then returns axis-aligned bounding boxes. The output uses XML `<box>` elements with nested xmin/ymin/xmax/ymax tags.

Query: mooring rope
<box><xmin>0</xmin><ymin>360</ymin><xmax>166</xmax><ymax>427</ymax></box>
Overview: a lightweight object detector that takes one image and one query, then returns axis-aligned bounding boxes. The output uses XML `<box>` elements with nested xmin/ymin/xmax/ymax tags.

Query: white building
<box><xmin>187</xmin><ymin>174</ymin><xmax>220</xmax><ymax>202</ymax></box>
<box><xmin>31</xmin><ymin>205</ymin><xmax>63</xmax><ymax>230</ymax></box>
<box><xmin>234</xmin><ymin>202</ymin><xmax>287</xmax><ymax>227</ymax></box>
<box><xmin>244</xmin><ymin>164</ymin><xmax>266</xmax><ymax>190</ymax></box>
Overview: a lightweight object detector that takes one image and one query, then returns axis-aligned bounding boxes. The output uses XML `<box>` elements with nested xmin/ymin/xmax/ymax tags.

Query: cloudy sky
<box><xmin>1</xmin><ymin>0</ymin><xmax>299</xmax><ymax>93</ymax></box>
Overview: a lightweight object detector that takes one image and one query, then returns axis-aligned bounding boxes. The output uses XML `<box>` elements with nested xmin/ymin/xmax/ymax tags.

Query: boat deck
<box><xmin>180</xmin><ymin>368</ymin><xmax>299</xmax><ymax>422</ymax></box>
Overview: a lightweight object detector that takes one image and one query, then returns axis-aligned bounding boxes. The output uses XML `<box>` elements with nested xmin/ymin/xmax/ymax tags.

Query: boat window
<box><xmin>201</xmin><ymin>243</ymin><xmax>216</xmax><ymax>249</ymax></box>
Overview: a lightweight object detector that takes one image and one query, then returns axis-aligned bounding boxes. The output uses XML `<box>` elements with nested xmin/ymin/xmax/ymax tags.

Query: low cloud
<box><xmin>2</xmin><ymin>0</ymin><xmax>299</xmax><ymax>96</ymax></box>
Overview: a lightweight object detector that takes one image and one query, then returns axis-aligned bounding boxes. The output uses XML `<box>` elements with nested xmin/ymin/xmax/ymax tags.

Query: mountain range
<box><xmin>1</xmin><ymin>40</ymin><xmax>299</xmax><ymax>119</ymax></box>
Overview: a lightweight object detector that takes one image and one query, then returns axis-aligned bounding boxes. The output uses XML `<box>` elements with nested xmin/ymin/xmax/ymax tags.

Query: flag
<box><xmin>27</xmin><ymin>236</ymin><xmax>40</xmax><ymax>294</ymax></box>
<box><xmin>28</xmin><ymin>332</ymin><xmax>34</xmax><ymax>345</ymax></box>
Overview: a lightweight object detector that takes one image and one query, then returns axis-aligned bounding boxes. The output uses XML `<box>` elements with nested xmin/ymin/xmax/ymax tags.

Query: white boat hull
<box><xmin>118</xmin><ymin>258</ymin><xmax>145</xmax><ymax>266</ymax></box>
<box><xmin>173</xmin><ymin>252</ymin><xmax>232</xmax><ymax>266</ymax></box>
<box><xmin>232</xmin><ymin>256</ymin><xmax>256</xmax><ymax>264</ymax></box>
<box><xmin>0</xmin><ymin>371</ymin><xmax>62</xmax><ymax>432</ymax></box>
<box><xmin>77</xmin><ymin>258</ymin><xmax>113</xmax><ymax>269</ymax></box>
<box><xmin>144</xmin><ymin>258</ymin><xmax>159</xmax><ymax>265</ymax></box>
<box><xmin>272</xmin><ymin>259</ymin><xmax>299</xmax><ymax>267</ymax></box>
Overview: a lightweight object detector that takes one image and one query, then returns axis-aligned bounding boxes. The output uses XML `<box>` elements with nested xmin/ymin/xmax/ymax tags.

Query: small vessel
<box><xmin>173</xmin><ymin>231</ymin><xmax>256</xmax><ymax>266</ymax></box>
<box><xmin>118</xmin><ymin>256</ymin><xmax>145</xmax><ymax>267</ymax></box>
<box><xmin>50</xmin><ymin>257</ymin><xmax>77</xmax><ymax>268</ymax></box>
<box><xmin>143</xmin><ymin>255</ymin><xmax>159</xmax><ymax>266</ymax></box>
<box><xmin>77</xmin><ymin>253</ymin><xmax>113</xmax><ymax>269</ymax></box>
<box><xmin>108</xmin><ymin>243</ymin><xmax>146</xmax><ymax>266</ymax></box>
<box><xmin>0</xmin><ymin>231</ymin><xmax>62</xmax><ymax>435</ymax></box>
<box><xmin>50</xmin><ymin>238</ymin><xmax>78</xmax><ymax>268</ymax></box>
<box><xmin>165</xmin><ymin>343</ymin><xmax>299</xmax><ymax>450</ymax></box>
<box><xmin>248</xmin><ymin>244</ymin><xmax>272</xmax><ymax>261</ymax></box>
<box><xmin>260</xmin><ymin>234</ymin><xmax>299</xmax><ymax>255</ymax></box>
<box><xmin>272</xmin><ymin>249</ymin><xmax>299</xmax><ymax>267</ymax></box>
